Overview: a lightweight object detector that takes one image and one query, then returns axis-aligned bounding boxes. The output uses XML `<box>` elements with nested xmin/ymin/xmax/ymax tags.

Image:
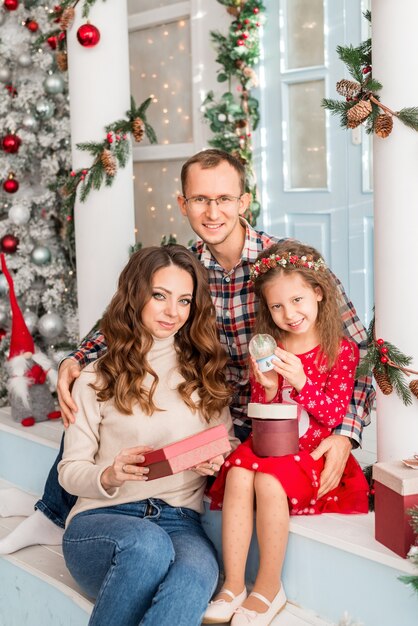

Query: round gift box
<box><xmin>248</xmin><ymin>403</ymin><xmax>299</xmax><ymax>457</ymax></box>
<box><xmin>252</xmin><ymin>419</ymin><xmax>299</xmax><ymax>457</ymax></box>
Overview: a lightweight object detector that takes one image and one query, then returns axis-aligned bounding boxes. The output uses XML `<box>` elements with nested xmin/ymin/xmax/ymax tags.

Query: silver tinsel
<box><xmin>38</xmin><ymin>312</ymin><xmax>64</xmax><ymax>338</ymax></box>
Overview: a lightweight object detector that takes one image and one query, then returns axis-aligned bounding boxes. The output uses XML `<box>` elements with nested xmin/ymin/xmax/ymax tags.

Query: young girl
<box><xmin>204</xmin><ymin>241</ymin><xmax>369</xmax><ymax>626</ymax></box>
<box><xmin>57</xmin><ymin>245</ymin><xmax>238</xmax><ymax>626</ymax></box>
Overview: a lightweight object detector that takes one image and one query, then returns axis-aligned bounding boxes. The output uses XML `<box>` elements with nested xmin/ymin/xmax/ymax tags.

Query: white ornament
<box><xmin>43</xmin><ymin>74</ymin><xmax>65</xmax><ymax>95</ymax></box>
<box><xmin>38</xmin><ymin>313</ymin><xmax>64</xmax><ymax>339</ymax></box>
<box><xmin>217</xmin><ymin>113</ymin><xmax>227</xmax><ymax>122</ymax></box>
<box><xmin>249</xmin><ymin>334</ymin><xmax>278</xmax><ymax>372</ymax></box>
<box><xmin>17</xmin><ymin>52</ymin><xmax>32</xmax><ymax>68</ymax></box>
<box><xmin>0</xmin><ymin>275</ymin><xmax>9</xmax><ymax>297</ymax></box>
<box><xmin>22</xmin><ymin>114</ymin><xmax>40</xmax><ymax>132</ymax></box>
<box><xmin>0</xmin><ymin>66</ymin><xmax>11</xmax><ymax>83</ymax></box>
<box><xmin>31</xmin><ymin>245</ymin><xmax>52</xmax><ymax>265</ymax></box>
<box><xmin>23</xmin><ymin>310</ymin><xmax>38</xmax><ymax>333</ymax></box>
<box><xmin>9</xmin><ymin>205</ymin><xmax>31</xmax><ymax>225</ymax></box>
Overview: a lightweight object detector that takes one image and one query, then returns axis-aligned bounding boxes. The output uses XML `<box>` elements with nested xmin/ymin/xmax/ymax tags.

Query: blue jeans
<box><xmin>35</xmin><ymin>434</ymin><xmax>76</xmax><ymax>528</ymax></box>
<box><xmin>63</xmin><ymin>499</ymin><xmax>219</xmax><ymax>626</ymax></box>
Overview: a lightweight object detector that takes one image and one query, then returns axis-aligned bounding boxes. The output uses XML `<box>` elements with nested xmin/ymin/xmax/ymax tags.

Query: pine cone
<box><xmin>101</xmin><ymin>149</ymin><xmax>117</xmax><ymax>177</ymax></box>
<box><xmin>56</xmin><ymin>51</ymin><xmax>68</xmax><ymax>72</ymax></box>
<box><xmin>132</xmin><ymin>117</ymin><xmax>145</xmax><ymax>142</ymax></box>
<box><xmin>409</xmin><ymin>379</ymin><xmax>418</xmax><ymax>400</ymax></box>
<box><xmin>60</xmin><ymin>7</ymin><xmax>75</xmax><ymax>30</ymax></box>
<box><xmin>347</xmin><ymin>99</ymin><xmax>372</xmax><ymax>125</ymax></box>
<box><xmin>373</xmin><ymin>367</ymin><xmax>393</xmax><ymax>395</ymax></box>
<box><xmin>374</xmin><ymin>113</ymin><xmax>393</xmax><ymax>138</ymax></box>
<box><xmin>336</xmin><ymin>79</ymin><xmax>362</xmax><ymax>98</ymax></box>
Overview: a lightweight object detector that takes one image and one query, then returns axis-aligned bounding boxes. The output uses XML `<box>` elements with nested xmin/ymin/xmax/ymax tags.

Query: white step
<box><xmin>1</xmin><ymin>408</ymin><xmax>417</xmax><ymax>626</ymax></box>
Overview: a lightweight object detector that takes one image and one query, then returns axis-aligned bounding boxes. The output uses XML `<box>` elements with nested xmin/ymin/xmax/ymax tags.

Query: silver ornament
<box><xmin>23</xmin><ymin>309</ymin><xmax>38</xmax><ymax>333</ymax></box>
<box><xmin>9</xmin><ymin>205</ymin><xmax>31</xmax><ymax>225</ymax></box>
<box><xmin>0</xmin><ymin>66</ymin><xmax>11</xmax><ymax>83</ymax></box>
<box><xmin>17</xmin><ymin>52</ymin><xmax>32</xmax><ymax>68</ymax></box>
<box><xmin>0</xmin><ymin>308</ymin><xmax>8</xmax><ymax>327</ymax></box>
<box><xmin>22</xmin><ymin>114</ymin><xmax>39</xmax><ymax>132</ymax></box>
<box><xmin>43</xmin><ymin>74</ymin><xmax>65</xmax><ymax>95</ymax></box>
<box><xmin>38</xmin><ymin>312</ymin><xmax>64</xmax><ymax>339</ymax></box>
<box><xmin>35</xmin><ymin>98</ymin><xmax>55</xmax><ymax>120</ymax></box>
<box><xmin>31</xmin><ymin>245</ymin><xmax>52</xmax><ymax>265</ymax></box>
<box><xmin>0</xmin><ymin>275</ymin><xmax>9</xmax><ymax>297</ymax></box>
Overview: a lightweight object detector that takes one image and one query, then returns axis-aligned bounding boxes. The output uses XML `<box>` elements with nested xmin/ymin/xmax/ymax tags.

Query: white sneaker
<box><xmin>203</xmin><ymin>587</ymin><xmax>247</xmax><ymax>624</ymax></box>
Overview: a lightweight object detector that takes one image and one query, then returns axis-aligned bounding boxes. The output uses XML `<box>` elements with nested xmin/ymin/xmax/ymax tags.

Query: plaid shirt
<box><xmin>70</xmin><ymin>220</ymin><xmax>374</xmax><ymax>446</ymax></box>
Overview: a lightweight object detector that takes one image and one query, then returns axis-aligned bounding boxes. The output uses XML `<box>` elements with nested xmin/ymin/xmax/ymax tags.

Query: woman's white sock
<box><xmin>0</xmin><ymin>510</ymin><xmax>64</xmax><ymax>554</ymax></box>
<box><xmin>0</xmin><ymin>487</ymin><xmax>37</xmax><ymax>518</ymax></box>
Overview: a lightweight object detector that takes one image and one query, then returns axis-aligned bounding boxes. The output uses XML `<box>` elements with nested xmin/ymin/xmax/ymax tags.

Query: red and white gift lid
<box><xmin>248</xmin><ymin>402</ymin><xmax>298</xmax><ymax>420</ymax></box>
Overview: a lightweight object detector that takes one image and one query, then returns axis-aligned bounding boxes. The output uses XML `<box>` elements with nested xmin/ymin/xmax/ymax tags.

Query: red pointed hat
<box><xmin>0</xmin><ymin>253</ymin><xmax>35</xmax><ymax>358</ymax></box>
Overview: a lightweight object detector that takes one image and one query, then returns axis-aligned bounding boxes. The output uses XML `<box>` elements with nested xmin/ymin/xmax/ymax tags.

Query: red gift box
<box><xmin>373</xmin><ymin>460</ymin><xmax>418</xmax><ymax>558</ymax></box>
<box><xmin>248</xmin><ymin>403</ymin><xmax>299</xmax><ymax>457</ymax></box>
<box><xmin>137</xmin><ymin>424</ymin><xmax>231</xmax><ymax>480</ymax></box>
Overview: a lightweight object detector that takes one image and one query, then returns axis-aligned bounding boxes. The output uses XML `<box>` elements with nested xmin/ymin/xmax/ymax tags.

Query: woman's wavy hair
<box><xmin>253</xmin><ymin>241</ymin><xmax>343</xmax><ymax>368</ymax></box>
<box><xmin>92</xmin><ymin>244</ymin><xmax>231</xmax><ymax>421</ymax></box>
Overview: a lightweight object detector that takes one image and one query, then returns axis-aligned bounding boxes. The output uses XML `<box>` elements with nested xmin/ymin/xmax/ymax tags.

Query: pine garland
<box><xmin>55</xmin><ymin>97</ymin><xmax>157</xmax><ymax>241</ymax></box>
<box><xmin>357</xmin><ymin>315</ymin><xmax>418</xmax><ymax>406</ymax></box>
<box><xmin>399</xmin><ymin>507</ymin><xmax>418</xmax><ymax>594</ymax></box>
<box><xmin>201</xmin><ymin>0</ymin><xmax>265</xmax><ymax>226</ymax></box>
<box><xmin>322</xmin><ymin>11</ymin><xmax>418</xmax><ymax>138</ymax></box>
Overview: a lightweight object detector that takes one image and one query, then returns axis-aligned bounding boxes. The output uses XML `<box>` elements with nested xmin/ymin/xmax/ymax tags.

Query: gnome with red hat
<box><xmin>0</xmin><ymin>253</ymin><xmax>61</xmax><ymax>427</ymax></box>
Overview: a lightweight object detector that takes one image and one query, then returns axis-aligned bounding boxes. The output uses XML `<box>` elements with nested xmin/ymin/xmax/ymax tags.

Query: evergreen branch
<box><xmin>81</xmin><ymin>0</ymin><xmax>106</xmax><ymax>19</ymax></box>
<box><xmin>144</xmin><ymin>121</ymin><xmax>157</xmax><ymax>144</ymax></box>
<box><xmin>76</xmin><ymin>141</ymin><xmax>105</xmax><ymax>156</ymax></box>
<box><xmin>398</xmin><ymin>107</ymin><xmax>418</xmax><ymax>131</ymax></box>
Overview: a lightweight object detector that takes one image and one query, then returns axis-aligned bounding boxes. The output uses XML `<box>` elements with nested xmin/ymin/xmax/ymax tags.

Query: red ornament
<box><xmin>380</xmin><ymin>356</ymin><xmax>389</xmax><ymax>364</ymax></box>
<box><xmin>376</xmin><ymin>338</ymin><xmax>385</xmax><ymax>346</ymax></box>
<box><xmin>26</xmin><ymin>19</ymin><xmax>39</xmax><ymax>32</ymax></box>
<box><xmin>380</xmin><ymin>346</ymin><xmax>389</xmax><ymax>354</ymax></box>
<box><xmin>5</xmin><ymin>84</ymin><xmax>18</xmax><ymax>97</ymax></box>
<box><xmin>47</xmin><ymin>35</ymin><xmax>58</xmax><ymax>50</ymax></box>
<box><xmin>253</xmin><ymin>7</ymin><xmax>260</xmax><ymax>14</ymax></box>
<box><xmin>4</xmin><ymin>0</ymin><xmax>19</xmax><ymax>10</ymax></box>
<box><xmin>77</xmin><ymin>23</ymin><xmax>101</xmax><ymax>48</ymax></box>
<box><xmin>2</xmin><ymin>133</ymin><xmax>21</xmax><ymax>154</ymax></box>
<box><xmin>1</xmin><ymin>234</ymin><xmax>19</xmax><ymax>254</ymax></box>
<box><xmin>3</xmin><ymin>174</ymin><xmax>19</xmax><ymax>194</ymax></box>
<box><xmin>362</xmin><ymin>66</ymin><xmax>372</xmax><ymax>74</ymax></box>
<box><xmin>237</xmin><ymin>39</ymin><xmax>245</xmax><ymax>46</ymax></box>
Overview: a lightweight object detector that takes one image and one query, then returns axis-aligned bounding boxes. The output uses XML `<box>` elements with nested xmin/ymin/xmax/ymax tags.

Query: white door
<box><xmin>258</xmin><ymin>0</ymin><xmax>373</xmax><ymax>325</ymax></box>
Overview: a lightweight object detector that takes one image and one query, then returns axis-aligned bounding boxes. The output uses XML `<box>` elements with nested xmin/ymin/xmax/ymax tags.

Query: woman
<box><xmin>58</xmin><ymin>245</ymin><xmax>237</xmax><ymax>626</ymax></box>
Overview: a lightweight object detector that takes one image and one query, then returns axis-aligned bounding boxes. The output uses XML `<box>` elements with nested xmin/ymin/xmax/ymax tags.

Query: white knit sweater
<box><xmin>58</xmin><ymin>334</ymin><xmax>237</xmax><ymax>526</ymax></box>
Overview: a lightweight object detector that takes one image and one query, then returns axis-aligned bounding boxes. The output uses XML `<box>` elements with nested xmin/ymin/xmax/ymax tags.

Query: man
<box><xmin>0</xmin><ymin>149</ymin><xmax>374</xmax><ymax>553</ymax></box>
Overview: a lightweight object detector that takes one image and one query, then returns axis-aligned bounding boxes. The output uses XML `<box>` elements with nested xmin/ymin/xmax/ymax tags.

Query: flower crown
<box><xmin>249</xmin><ymin>251</ymin><xmax>326</xmax><ymax>283</ymax></box>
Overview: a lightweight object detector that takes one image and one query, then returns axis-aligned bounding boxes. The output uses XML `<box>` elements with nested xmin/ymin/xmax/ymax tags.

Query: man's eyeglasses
<box><xmin>183</xmin><ymin>195</ymin><xmax>242</xmax><ymax>210</ymax></box>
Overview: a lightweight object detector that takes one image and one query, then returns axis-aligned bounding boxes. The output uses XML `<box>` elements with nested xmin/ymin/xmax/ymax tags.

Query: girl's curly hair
<box><xmin>91</xmin><ymin>244</ymin><xmax>231</xmax><ymax>421</ymax></box>
<box><xmin>253</xmin><ymin>240</ymin><xmax>344</xmax><ymax>367</ymax></box>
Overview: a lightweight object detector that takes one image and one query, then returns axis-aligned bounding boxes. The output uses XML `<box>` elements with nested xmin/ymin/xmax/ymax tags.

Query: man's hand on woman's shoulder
<box><xmin>57</xmin><ymin>358</ymin><xmax>81</xmax><ymax>427</ymax></box>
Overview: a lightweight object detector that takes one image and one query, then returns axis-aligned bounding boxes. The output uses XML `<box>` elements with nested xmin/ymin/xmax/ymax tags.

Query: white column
<box><xmin>67</xmin><ymin>0</ymin><xmax>135</xmax><ymax>338</ymax></box>
<box><xmin>372</xmin><ymin>0</ymin><xmax>418</xmax><ymax>460</ymax></box>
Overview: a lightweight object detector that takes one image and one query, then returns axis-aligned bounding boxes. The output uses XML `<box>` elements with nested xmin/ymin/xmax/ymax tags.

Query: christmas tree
<box><xmin>0</xmin><ymin>0</ymin><xmax>77</xmax><ymax>406</ymax></box>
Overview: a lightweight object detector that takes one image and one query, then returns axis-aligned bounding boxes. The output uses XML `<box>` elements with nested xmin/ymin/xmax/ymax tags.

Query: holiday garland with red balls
<box><xmin>201</xmin><ymin>0</ymin><xmax>265</xmax><ymax>226</ymax></box>
<box><xmin>357</xmin><ymin>315</ymin><xmax>418</xmax><ymax>406</ymax></box>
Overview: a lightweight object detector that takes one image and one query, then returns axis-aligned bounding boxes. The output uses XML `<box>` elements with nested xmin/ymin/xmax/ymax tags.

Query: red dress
<box><xmin>209</xmin><ymin>339</ymin><xmax>369</xmax><ymax>515</ymax></box>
